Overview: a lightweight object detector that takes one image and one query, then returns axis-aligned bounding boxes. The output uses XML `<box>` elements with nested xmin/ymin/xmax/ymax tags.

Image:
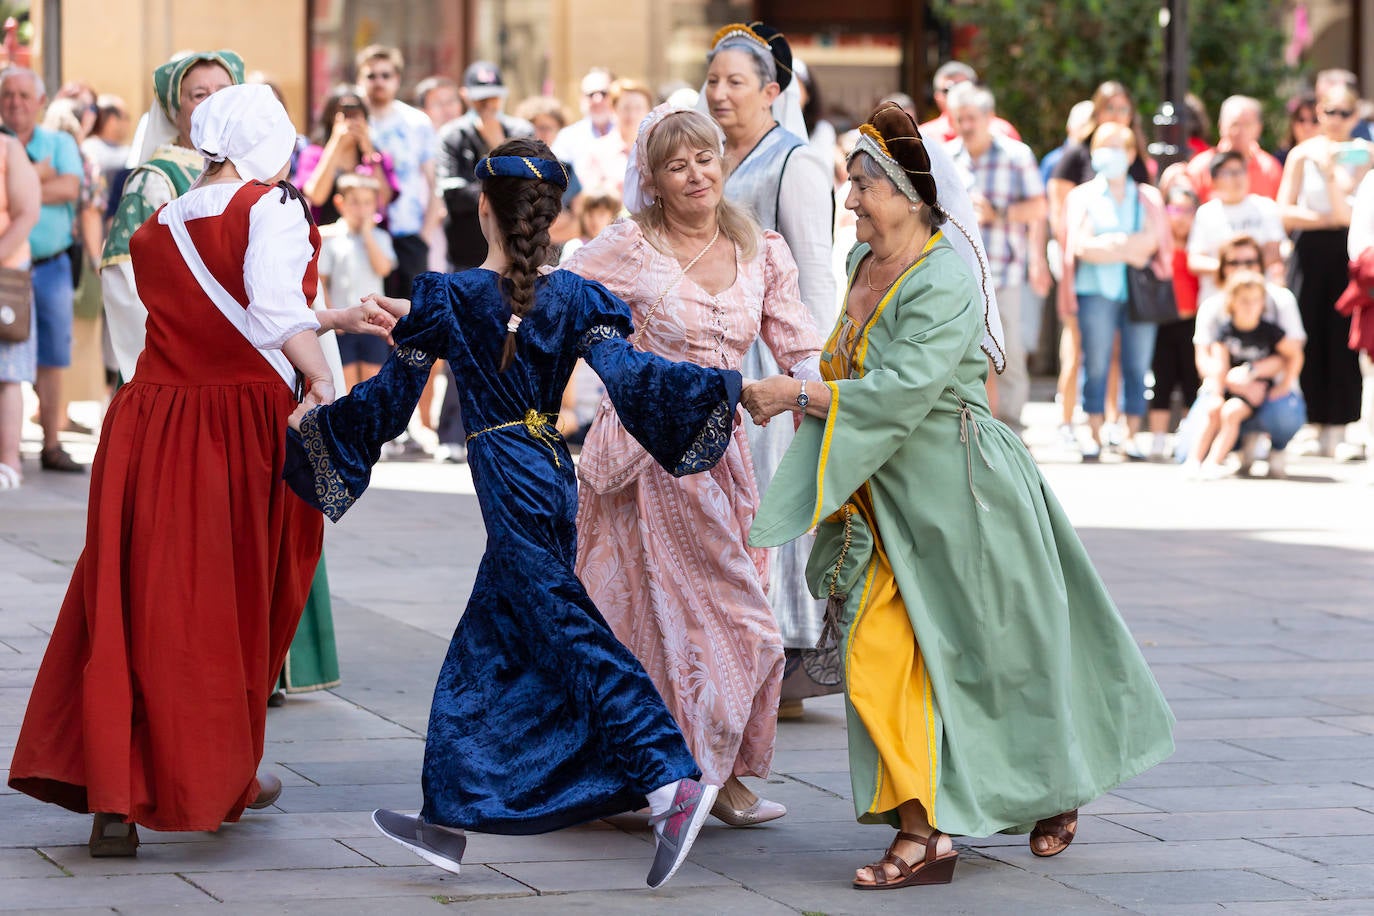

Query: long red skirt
<box><xmin>8</xmin><ymin>377</ymin><xmax>323</xmax><ymax>831</ymax></box>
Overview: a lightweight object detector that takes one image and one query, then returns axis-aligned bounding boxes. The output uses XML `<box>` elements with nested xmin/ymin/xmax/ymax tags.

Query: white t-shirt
<box><xmin>1187</xmin><ymin>194</ymin><xmax>1286</xmax><ymax>300</ymax></box>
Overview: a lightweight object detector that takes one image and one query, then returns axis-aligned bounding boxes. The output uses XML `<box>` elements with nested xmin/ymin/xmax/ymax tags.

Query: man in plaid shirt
<box><xmin>946</xmin><ymin>83</ymin><xmax>1050</xmax><ymax>433</ymax></box>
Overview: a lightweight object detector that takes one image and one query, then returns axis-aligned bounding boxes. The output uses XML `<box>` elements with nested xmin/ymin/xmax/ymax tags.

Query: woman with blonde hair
<box><xmin>565</xmin><ymin>104</ymin><xmax>822</xmax><ymax>827</ymax></box>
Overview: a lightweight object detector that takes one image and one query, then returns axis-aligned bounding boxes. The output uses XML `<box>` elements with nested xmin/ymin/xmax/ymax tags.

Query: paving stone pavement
<box><xmin>1</xmin><ymin>400</ymin><xmax>1372</xmax><ymax>914</ymax></box>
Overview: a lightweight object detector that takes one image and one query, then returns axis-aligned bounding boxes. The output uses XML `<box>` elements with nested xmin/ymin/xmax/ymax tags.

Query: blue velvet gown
<box><xmin>286</xmin><ymin>269</ymin><xmax>741</xmax><ymax>834</ymax></box>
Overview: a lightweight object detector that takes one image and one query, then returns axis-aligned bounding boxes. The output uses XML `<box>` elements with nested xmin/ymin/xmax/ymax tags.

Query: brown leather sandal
<box><xmin>1030</xmin><ymin>809</ymin><xmax>1079</xmax><ymax>857</ymax></box>
<box><xmin>852</xmin><ymin>830</ymin><xmax>958</xmax><ymax>890</ymax></box>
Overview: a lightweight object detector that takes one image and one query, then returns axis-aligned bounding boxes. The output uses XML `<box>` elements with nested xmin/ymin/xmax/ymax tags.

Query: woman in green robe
<box><xmin>744</xmin><ymin>103</ymin><xmax>1175</xmax><ymax>890</ymax></box>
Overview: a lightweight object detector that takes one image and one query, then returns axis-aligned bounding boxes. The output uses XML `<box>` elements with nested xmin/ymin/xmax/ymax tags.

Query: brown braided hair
<box><xmin>483</xmin><ymin>137</ymin><xmax>564</xmax><ymax>372</ymax></box>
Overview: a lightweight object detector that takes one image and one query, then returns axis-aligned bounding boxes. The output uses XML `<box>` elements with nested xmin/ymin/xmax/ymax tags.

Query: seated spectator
<box><xmin>1187</xmin><ymin>150</ymin><xmax>1286</xmax><ymax>300</ymax></box>
<box><xmin>1186</xmin><ymin>271</ymin><xmax>1301</xmax><ymax>478</ymax></box>
<box><xmin>1185</xmin><ymin>235</ymin><xmax>1307</xmax><ymax>476</ymax></box>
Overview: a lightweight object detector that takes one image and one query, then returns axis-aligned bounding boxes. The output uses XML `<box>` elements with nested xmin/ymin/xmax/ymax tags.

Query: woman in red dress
<box><xmin>7</xmin><ymin>84</ymin><xmax>391</xmax><ymax>856</ymax></box>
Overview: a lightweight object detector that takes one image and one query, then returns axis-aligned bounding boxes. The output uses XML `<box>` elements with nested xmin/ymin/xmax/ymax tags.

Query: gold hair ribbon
<box><xmin>467</xmin><ymin>409</ymin><xmax>564</xmax><ymax>466</ymax></box>
<box><xmin>519</xmin><ymin>156</ymin><xmax>544</xmax><ymax>181</ymax></box>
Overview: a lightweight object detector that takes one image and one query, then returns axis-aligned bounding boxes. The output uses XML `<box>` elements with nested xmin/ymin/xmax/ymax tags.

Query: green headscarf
<box><xmin>153</xmin><ymin>50</ymin><xmax>246</xmax><ymax>119</ymax></box>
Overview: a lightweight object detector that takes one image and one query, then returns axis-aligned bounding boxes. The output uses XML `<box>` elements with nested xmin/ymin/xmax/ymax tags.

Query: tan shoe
<box><xmin>247</xmin><ymin>771</ymin><xmax>283</xmax><ymax>809</ymax></box>
<box><xmin>711</xmin><ymin>796</ymin><xmax>787</xmax><ymax>827</ymax></box>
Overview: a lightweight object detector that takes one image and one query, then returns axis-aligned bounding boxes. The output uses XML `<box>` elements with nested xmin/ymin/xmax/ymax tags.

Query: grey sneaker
<box><xmin>372</xmin><ymin>809</ymin><xmax>466</xmax><ymax>875</ymax></box>
<box><xmin>646</xmin><ymin>779</ymin><xmax>718</xmax><ymax>888</ymax></box>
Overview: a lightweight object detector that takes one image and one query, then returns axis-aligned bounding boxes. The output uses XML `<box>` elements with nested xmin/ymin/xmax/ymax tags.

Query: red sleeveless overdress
<box><xmin>8</xmin><ymin>182</ymin><xmax>325</xmax><ymax>831</ymax></box>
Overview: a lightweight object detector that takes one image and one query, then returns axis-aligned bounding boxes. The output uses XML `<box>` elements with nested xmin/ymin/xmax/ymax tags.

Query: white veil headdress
<box><xmin>622</xmin><ymin>102</ymin><xmax>726</xmax><ymax>215</ymax></box>
<box><xmin>849</xmin><ymin>116</ymin><xmax>1006</xmax><ymax>372</ymax></box>
<box><xmin>694</xmin><ymin>23</ymin><xmax>807</xmax><ymax>142</ymax></box>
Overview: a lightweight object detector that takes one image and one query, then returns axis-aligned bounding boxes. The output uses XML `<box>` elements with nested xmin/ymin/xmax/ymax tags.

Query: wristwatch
<box><xmin>795</xmin><ymin>379</ymin><xmax>810</xmax><ymax>411</ymax></box>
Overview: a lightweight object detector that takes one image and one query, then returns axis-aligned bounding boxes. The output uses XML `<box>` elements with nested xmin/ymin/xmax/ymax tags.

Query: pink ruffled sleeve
<box><xmin>561</xmin><ymin>219</ymin><xmax>647</xmax><ymax>303</ymax></box>
<box><xmin>760</xmin><ymin>230</ymin><xmax>824</xmax><ymax>376</ymax></box>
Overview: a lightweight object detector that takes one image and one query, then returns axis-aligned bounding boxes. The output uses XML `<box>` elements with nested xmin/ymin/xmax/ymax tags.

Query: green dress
<box><xmin>750</xmin><ymin>236</ymin><xmax>1175</xmax><ymax>836</ymax></box>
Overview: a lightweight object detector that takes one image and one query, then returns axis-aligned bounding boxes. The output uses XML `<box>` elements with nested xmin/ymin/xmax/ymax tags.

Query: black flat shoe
<box><xmin>89</xmin><ymin>813</ymin><xmax>139</xmax><ymax>857</ymax></box>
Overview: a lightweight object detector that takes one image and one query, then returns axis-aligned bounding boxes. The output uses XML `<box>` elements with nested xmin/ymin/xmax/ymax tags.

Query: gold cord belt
<box><xmin>466</xmin><ymin>409</ymin><xmax>563</xmax><ymax>466</ymax></box>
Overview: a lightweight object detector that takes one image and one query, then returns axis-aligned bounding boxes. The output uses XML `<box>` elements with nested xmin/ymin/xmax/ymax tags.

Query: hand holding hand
<box><xmin>361</xmin><ymin>292</ymin><xmax>411</xmax><ymax>320</ymax></box>
<box><xmin>288</xmin><ymin>376</ymin><xmax>335</xmax><ymax>431</ymax></box>
<box><xmin>335</xmin><ymin>300</ymin><xmax>398</xmax><ymax>340</ymax></box>
<box><xmin>303</xmin><ymin>376</ymin><xmax>335</xmax><ymax>410</ymax></box>
<box><xmin>287</xmin><ymin>401</ymin><xmax>311</xmax><ymax>432</ymax></box>
<box><xmin>741</xmin><ymin>375</ymin><xmax>801</xmax><ymax>426</ymax></box>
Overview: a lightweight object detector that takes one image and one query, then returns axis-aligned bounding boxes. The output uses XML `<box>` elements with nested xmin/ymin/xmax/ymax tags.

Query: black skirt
<box><xmin>1287</xmin><ymin>228</ymin><xmax>1363</xmax><ymax>426</ymax></box>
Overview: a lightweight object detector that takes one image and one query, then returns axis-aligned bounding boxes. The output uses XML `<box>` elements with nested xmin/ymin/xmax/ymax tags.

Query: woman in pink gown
<box><xmin>565</xmin><ymin>105</ymin><xmax>821</xmax><ymax>825</ymax></box>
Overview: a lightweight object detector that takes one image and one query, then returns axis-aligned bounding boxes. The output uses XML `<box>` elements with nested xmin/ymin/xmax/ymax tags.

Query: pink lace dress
<box><xmin>565</xmin><ymin>219</ymin><xmax>821</xmax><ymax>785</ymax></box>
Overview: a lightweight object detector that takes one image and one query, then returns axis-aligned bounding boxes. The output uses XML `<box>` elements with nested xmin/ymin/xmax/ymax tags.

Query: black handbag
<box><xmin>1126</xmin><ymin>190</ymin><xmax>1178</xmax><ymax>324</ymax></box>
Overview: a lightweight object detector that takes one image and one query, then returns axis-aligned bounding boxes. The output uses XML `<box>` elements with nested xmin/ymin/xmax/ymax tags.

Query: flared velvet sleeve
<box><xmin>575</xmin><ymin>277</ymin><xmax>742</xmax><ymax>476</ymax></box>
<box><xmin>750</xmin><ymin>246</ymin><xmax>981</xmax><ymax>547</ymax></box>
<box><xmin>283</xmin><ymin>272</ymin><xmax>458</xmax><ymax>521</ymax></box>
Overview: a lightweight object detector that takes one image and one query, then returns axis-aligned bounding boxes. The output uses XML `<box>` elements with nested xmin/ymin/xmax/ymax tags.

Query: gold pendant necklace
<box><xmin>864</xmin><ymin>253</ymin><xmax>918</xmax><ymax>293</ymax></box>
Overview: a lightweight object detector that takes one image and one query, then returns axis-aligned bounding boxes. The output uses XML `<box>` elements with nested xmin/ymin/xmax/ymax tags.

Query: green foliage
<box><xmin>935</xmin><ymin>0</ymin><xmax>1294</xmax><ymax>158</ymax></box>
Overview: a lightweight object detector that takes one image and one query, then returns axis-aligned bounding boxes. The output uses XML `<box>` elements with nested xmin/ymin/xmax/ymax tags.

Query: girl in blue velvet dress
<box><xmin>284</xmin><ymin>138</ymin><xmax>738</xmax><ymax>888</ymax></box>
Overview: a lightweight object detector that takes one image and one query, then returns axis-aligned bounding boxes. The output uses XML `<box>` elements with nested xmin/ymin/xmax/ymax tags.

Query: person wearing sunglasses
<box><xmin>1278</xmin><ymin>92</ymin><xmax>1319</xmax><ymax>166</ymax></box>
<box><xmin>1187</xmin><ymin>234</ymin><xmax>1308</xmax><ymax>476</ymax></box>
<box><xmin>356</xmin><ymin>45</ymin><xmax>438</xmax><ymax>308</ymax></box>
<box><xmin>1186</xmin><ymin>150</ymin><xmax>1285</xmax><ymax>302</ymax></box>
<box><xmin>1277</xmin><ymin>83</ymin><xmax>1370</xmax><ymax>457</ymax></box>
<box><xmin>550</xmin><ymin>67</ymin><xmax>617</xmax><ymax>173</ymax></box>
<box><xmin>1184</xmin><ymin>95</ymin><xmax>1283</xmax><ymax>203</ymax></box>
<box><xmin>917</xmin><ymin>60</ymin><xmax>1020</xmax><ymax>145</ymax></box>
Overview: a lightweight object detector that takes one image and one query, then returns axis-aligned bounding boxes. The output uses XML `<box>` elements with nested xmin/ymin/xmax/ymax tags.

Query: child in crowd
<box><xmin>1186</xmin><ymin>271</ymin><xmax>1299</xmax><ymax>478</ymax></box>
<box><xmin>559</xmin><ymin>189</ymin><xmax>622</xmax><ymax>263</ymax></box>
<box><xmin>319</xmin><ymin>175</ymin><xmax>398</xmax><ymax>390</ymax></box>
<box><xmin>1148</xmin><ymin>177</ymin><xmax>1202</xmax><ymax>459</ymax></box>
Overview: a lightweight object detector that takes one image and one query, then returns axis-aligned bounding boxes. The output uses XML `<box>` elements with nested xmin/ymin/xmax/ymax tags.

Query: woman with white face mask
<box><xmin>1061</xmin><ymin>122</ymin><xmax>1173</xmax><ymax>460</ymax></box>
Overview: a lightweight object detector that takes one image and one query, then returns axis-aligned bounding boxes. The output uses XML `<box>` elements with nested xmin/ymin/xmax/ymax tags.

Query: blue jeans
<box><xmin>32</xmin><ymin>252</ymin><xmax>73</xmax><ymax>369</ymax></box>
<box><xmin>1077</xmin><ymin>293</ymin><xmax>1157</xmax><ymax>417</ymax></box>
<box><xmin>1173</xmin><ymin>388</ymin><xmax>1308</xmax><ymax>462</ymax></box>
<box><xmin>1241</xmin><ymin>389</ymin><xmax>1307</xmax><ymax>450</ymax></box>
